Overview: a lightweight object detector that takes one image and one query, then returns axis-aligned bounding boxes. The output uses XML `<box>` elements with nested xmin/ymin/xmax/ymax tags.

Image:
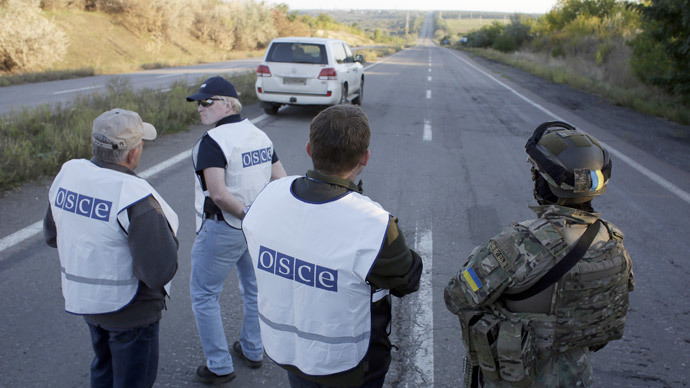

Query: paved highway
<box><xmin>1</xmin><ymin>14</ymin><xmax>689</xmax><ymax>388</ymax></box>
<box><xmin>0</xmin><ymin>59</ymin><xmax>261</xmax><ymax>115</ymax></box>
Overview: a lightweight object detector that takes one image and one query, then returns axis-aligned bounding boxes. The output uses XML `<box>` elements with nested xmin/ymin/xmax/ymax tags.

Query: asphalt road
<box><xmin>0</xmin><ymin>59</ymin><xmax>261</xmax><ymax>115</ymax></box>
<box><xmin>2</xmin><ymin>22</ymin><xmax>690</xmax><ymax>388</ymax></box>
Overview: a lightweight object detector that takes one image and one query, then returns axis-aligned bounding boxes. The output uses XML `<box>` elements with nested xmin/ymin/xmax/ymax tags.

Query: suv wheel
<box><xmin>352</xmin><ymin>79</ymin><xmax>364</xmax><ymax>106</ymax></box>
<box><xmin>338</xmin><ymin>84</ymin><xmax>348</xmax><ymax>105</ymax></box>
<box><xmin>264</xmin><ymin>105</ymin><xmax>279</xmax><ymax>115</ymax></box>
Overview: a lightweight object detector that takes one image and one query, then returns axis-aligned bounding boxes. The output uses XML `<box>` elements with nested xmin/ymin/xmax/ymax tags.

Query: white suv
<box><xmin>255</xmin><ymin>37</ymin><xmax>364</xmax><ymax>115</ymax></box>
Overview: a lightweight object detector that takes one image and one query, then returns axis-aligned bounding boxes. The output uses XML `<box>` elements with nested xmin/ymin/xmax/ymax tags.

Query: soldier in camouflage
<box><xmin>444</xmin><ymin>121</ymin><xmax>634</xmax><ymax>388</ymax></box>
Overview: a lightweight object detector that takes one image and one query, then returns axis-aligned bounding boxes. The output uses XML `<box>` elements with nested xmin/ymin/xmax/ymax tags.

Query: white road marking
<box><xmin>428</xmin><ymin>76</ymin><xmax>432</xmax><ymax>82</ymax></box>
<box><xmin>53</xmin><ymin>85</ymin><xmax>102</xmax><ymax>95</ymax></box>
<box><xmin>403</xmin><ymin>226</ymin><xmax>434</xmax><ymax>387</ymax></box>
<box><xmin>138</xmin><ymin>150</ymin><xmax>190</xmax><ymax>179</ymax></box>
<box><xmin>0</xmin><ymin>221</ymin><xmax>42</xmax><ymax>253</ymax></box>
<box><xmin>156</xmin><ymin>73</ymin><xmax>182</xmax><ymax>79</ymax></box>
<box><xmin>426</xmin><ymin>90</ymin><xmax>431</xmax><ymax>99</ymax></box>
<box><xmin>447</xmin><ymin>49</ymin><xmax>690</xmax><ymax>206</ymax></box>
<box><xmin>428</xmin><ymin>68</ymin><xmax>431</xmax><ymax>73</ymax></box>
<box><xmin>423</xmin><ymin>120</ymin><xmax>432</xmax><ymax>142</ymax></box>
<box><xmin>362</xmin><ymin>50</ymin><xmax>408</xmax><ymax>72</ymax></box>
<box><xmin>0</xmin><ymin>115</ymin><xmax>269</xmax><ymax>255</ymax></box>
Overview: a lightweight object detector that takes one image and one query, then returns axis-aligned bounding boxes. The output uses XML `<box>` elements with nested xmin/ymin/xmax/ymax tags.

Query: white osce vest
<box><xmin>242</xmin><ymin>176</ymin><xmax>390</xmax><ymax>375</ymax></box>
<box><xmin>49</xmin><ymin>159</ymin><xmax>179</xmax><ymax>314</ymax></box>
<box><xmin>192</xmin><ymin>119</ymin><xmax>273</xmax><ymax>230</ymax></box>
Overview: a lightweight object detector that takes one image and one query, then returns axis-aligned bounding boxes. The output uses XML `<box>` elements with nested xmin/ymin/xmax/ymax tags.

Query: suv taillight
<box><xmin>257</xmin><ymin>65</ymin><xmax>271</xmax><ymax>77</ymax></box>
<box><xmin>318</xmin><ymin>68</ymin><xmax>337</xmax><ymax>80</ymax></box>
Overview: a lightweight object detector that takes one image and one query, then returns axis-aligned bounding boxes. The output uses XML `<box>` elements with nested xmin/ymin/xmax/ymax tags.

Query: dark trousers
<box><xmin>287</xmin><ymin>371</ymin><xmax>385</xmax><ymax>388</ymax></box>
<box><xmin>86</xmin><ymin>319</ymin><xmax>160</xmax><ymax>388</ymax></box>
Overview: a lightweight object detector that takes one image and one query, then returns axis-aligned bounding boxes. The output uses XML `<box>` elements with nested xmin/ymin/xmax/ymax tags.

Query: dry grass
<box><xmin>354</xmin><ymin>45</ymin><xmax>407</xmax><ymax>63</ymax></box>
<box><xmin>45</xmin><ymin>10</ymin><xmax>249</xmax><ymax>75</ymax></box>
<box><xmin>0</xmin><ymin>3</ymin><xmax>69</xmax><ymax>72</ymax></box>
<box><xmin>0</xmin><ymin>72</ymin><xmax>258</xmax><ymax>191</ymax></box>
<box><xmin>0</xmin><ymin>4</ymin><xmax>376</xmax><ymax>83</ymax></box>
<box><xmin>444</xmin><ymin>18</ymin><xmax>508</xmax><ymax>35</ymax></box>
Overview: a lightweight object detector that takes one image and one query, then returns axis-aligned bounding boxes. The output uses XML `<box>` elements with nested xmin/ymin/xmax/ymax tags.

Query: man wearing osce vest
<box><xmin>243</xmin><ymin>105</ymin><xmax>423</xmax><ymax>388</ymax></box>
<box><xmin>44</xmin><ymin>108</ymin><xmax>179</xmax><ymax>388</ymax></box>
<box><xmin>186</xmin><ymin>76</ymin><xmax>287</xmax><ymax>384</ymax></box>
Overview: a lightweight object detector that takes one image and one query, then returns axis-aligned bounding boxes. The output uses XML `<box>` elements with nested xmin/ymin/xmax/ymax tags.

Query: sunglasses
<box><xmin>198</xmin><ymin>98</ymin><xmax>223</xmax><ymax>107</ymax></box>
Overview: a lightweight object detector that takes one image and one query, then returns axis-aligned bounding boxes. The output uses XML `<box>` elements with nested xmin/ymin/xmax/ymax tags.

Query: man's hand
<box><xmin>204</xmin><ymin>167</ymin><xmax>246</xmax><ymax>219</ymax></box>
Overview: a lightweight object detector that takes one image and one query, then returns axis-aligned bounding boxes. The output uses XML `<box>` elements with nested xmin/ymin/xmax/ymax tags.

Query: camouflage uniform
<box><xmin>445</xmin><ymin>205</ymin><xmax>634</xmax><ymax>388</ymax></box>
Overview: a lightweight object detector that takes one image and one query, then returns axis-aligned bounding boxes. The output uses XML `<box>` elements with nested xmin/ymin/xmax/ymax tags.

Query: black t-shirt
<box><xmin>195</xmin><ymin>114</ymin><xmax>279</xmax><ymax>215</ymax></box>
<box><xmin>195</xmin><ymin>114</ymin><xmax>279</xmax><ymax>189</ymax></box>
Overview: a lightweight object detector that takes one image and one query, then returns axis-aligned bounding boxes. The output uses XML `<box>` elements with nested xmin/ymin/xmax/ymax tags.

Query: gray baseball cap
<box><xmin>92</xmin><ymin>109</ymin><xmax>156</xmax><ymax>150</ymax></box>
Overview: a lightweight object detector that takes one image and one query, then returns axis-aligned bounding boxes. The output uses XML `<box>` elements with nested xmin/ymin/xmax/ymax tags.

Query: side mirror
<box><xmin>354</xmin><ymin>54</ymin><xmax>364</xmax><ymax>63</ymax></box>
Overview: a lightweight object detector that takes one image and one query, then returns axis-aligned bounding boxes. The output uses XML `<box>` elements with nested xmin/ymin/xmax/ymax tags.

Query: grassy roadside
<box><xmin>459</xmin><ymin>47</ymin><xmax>690</xmax><ymax>128</ymax></box>
<box><xmin>0</xmin><ymin>44</ymin><xmax>404</xmax><ymax>88</ymax></box>
<box><xmin>356</xmin><ymin>45</ymin><xmax>408</xmax><ymax>63</ymax></box>
<box><xmin>0</xmin><ymin>72</ymin><xmax>256</xmax><ymax>192</ymax></box>
<box><xmin>0</xmin><ymin>68</ymin><xmax>96</xmax><ymax>87</ymax></box>
<box><xmin>0</xmin><ymin>45</ymin><xmax>403</xmax><ymax>193</ymax></box>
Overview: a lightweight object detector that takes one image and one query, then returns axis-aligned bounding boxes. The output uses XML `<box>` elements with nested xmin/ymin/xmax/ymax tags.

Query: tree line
<box><xmin>0</xmin><ymin>0</ymin><xmax>409</xmax><ymax>74</ymax></box>
<box><xmin>440</xmin><ymin>0</ymin><xmax>690</xmax><ymax>101</ymax></box>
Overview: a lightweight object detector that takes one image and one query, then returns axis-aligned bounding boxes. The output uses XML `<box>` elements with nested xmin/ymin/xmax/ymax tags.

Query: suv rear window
<box><xmin>266</xmin><ymin>43</ymin><xmax>328</xmax><ymax>65</ymax></box>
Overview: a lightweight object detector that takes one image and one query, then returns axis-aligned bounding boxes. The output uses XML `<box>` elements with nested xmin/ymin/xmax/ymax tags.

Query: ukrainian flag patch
<box><xmin>462</xmin><ymin>267</ymin><xmax>482</xmax><ymax>292</ymax></box>
<box><xmin>590</xmin><ymin>170</ymin><xmax>604</xmax><ymax>191</ymax></box>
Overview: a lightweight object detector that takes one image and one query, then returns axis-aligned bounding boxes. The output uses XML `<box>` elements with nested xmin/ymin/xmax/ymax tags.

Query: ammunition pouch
<box><xmin>448</xmin><ymin>215</ymin><xmax>633</xmax><ymax>386</ymax></box>
<box><xmin>469</xmin><ymin>314</ymin><xmax>536</xmax><ymax>387</ymax></box>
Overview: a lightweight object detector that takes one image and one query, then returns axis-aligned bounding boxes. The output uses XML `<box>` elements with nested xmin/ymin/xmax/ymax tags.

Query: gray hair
<box><xmin>215</xmin><ymin>96</ymin><xmax>242</xmax><ymax>114</ymax></box>
<box><xmin>92</xmin><ymin>133</ymin><xmax>130</xmax><ymax>164</ymax></box>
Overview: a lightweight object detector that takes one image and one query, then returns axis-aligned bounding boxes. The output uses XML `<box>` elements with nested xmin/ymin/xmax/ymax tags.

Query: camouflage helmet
<box><xmin>525</xmin><ymin>121</ymin><xmax>611</xmax><ymax>204</ymax></box>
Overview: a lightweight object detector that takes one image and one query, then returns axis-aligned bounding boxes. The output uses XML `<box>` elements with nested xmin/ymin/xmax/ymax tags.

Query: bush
<box><xmin>493</xmin><ymin>34</ymin><xmax>516</xmax><ymax>52</ymax></box>
<box><xmin>629</xmin><ymin>0</ymin><xmax>690</xmax><ymax>99</ymax></box>
<box><xmin>0</xmin><ymin>1</ymin><xmax>69</xmax><ymax>72</ymax></box>
<box><xmin>271</xmin><ymin>6</ymin><xmax>311</xmax><ymax>37</ymax></box>
<box><xmin>191</xmin><ymin>4</ymin><xmax>236</xmax><ymax>50</ymax></box>
<box><xmin>466</xmin><ymin>22</ymin><xmax>505</xmax><ymax>49</ymax></box>
<box><xmin>94</xmin><ymin>0</ymin><xmax>188</xmax><ymax>38</ymax></box>
<box><xmin>489</xmin><ymin>15</ymin><xmax>533</xmax><ymax>52</ymax></box>
<box><xmin>39</xmin><ymin>0</ymin><xmax>88</xmax><ymax>10</ymax></box>
<box><xmin>231</xmin><ymin>1</ymin><xmax>276</xmax><ymax>50</ymax></box>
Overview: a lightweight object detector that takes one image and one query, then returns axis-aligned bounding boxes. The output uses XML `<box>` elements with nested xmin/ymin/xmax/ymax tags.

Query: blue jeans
<box><xmin>86</xmin><ymin>320</ymin><xmax>159</xmax><ymax>388</ymax></box>
<box><xmin>190</xmin><ymin>219</ymin><xmax>263</xmax><ymax>375</ymax></box>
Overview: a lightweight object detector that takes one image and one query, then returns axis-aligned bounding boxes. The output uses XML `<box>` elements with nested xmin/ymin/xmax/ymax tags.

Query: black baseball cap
<box><xmin>186</xmin><ymin>76</ymin><xmax>238</xmax><ymax>101</ymax></box>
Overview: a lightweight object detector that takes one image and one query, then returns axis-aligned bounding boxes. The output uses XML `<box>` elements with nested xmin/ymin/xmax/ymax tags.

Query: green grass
<box><xmin>0</xmin><ymin>68</ymin><xmax>96</xmax><ymax>87</ymax></box>
<box><xmin>444</xmin><ymin>18</ymin><xmax>508</xmax><ymax>35</ymax></box>
<box><xmin>0</xmin><ymin>72</ymin><xmax>257</xmax><ymax>192</ymax></box>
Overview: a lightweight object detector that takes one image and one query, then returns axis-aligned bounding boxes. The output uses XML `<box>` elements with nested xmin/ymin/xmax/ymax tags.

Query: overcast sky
<box><xmin>266</xmin><ymin>0</ymin><xmax>560</xmax><ymax>14</ymax></box>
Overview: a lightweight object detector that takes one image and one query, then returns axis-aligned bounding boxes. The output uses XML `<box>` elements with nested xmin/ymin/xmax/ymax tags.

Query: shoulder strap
<box><xmin>503</xmin><ymin>220</ymin><xmax>602</xmax><ymax>301</ymax></box>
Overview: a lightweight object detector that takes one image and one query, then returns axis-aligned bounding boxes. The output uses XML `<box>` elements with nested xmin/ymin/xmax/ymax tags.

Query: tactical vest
<box><xmin>49</xmin><ymin>159</ymin><xmax>179</xmax><ymax>314</ymax></box>
<box><xmin>242</xmin><ymin>176</ymin><xmax>390</xmax><ymax>376</ymax></box>
<box><xmin>445</xmin><ymin>216</ymin><xmax>632</xmax><ymax>386</ymax></box>
<box><xmin>192</xmin><ymin>119</ymin><xmax>273</xmax><ymax>230</ymax></box>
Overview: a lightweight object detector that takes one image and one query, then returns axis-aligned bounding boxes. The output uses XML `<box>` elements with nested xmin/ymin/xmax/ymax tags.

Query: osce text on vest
<box><xmin>258</xmin><ymin>246</ymin><xmax>338</xmax><ymax>292</ymax></box>
<box><xmin>54</xmin><ymin>187</ymin><xmax>112</xmax><ymax>222</ymax></box>
<box><xmin>242</xmin><ymin>147</ymin><xmax>272</xmax><ymax>168</ymax></box>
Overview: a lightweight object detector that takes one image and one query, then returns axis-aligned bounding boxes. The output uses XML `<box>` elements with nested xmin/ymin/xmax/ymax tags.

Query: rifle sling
<box><xmin>503</xmin><ymin>220</ymin><xmax>602</xmax><ymax>301</ymax></box>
